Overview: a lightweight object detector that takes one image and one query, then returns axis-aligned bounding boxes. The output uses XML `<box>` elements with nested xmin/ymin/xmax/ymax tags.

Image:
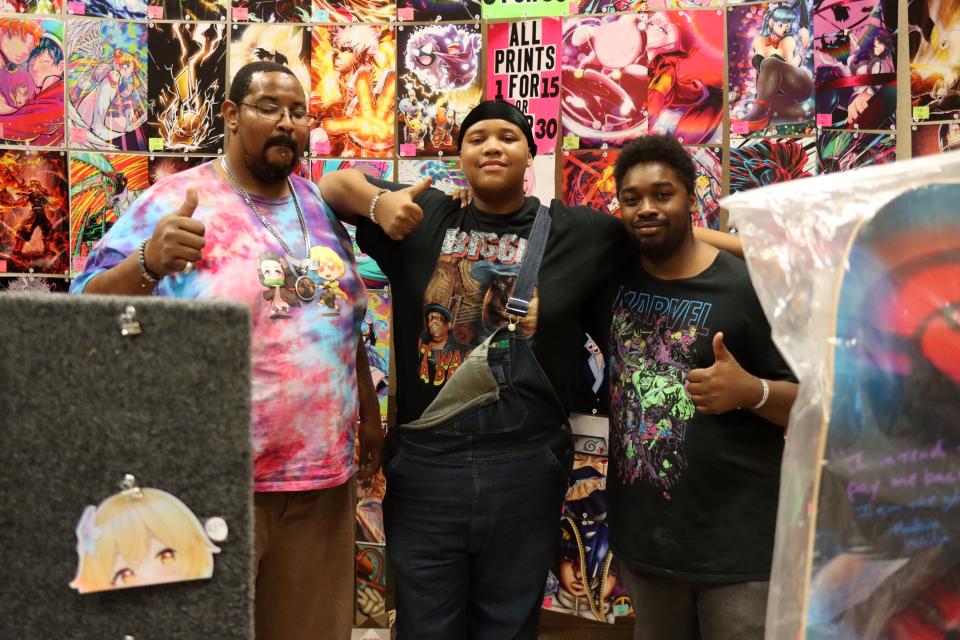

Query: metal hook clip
<box><xmin>119</xmin><ymin>305</ymin><xmax>141</xmax><ymax>336</ymax></box>
<box><xmin>119</xmin><ymin>474</ymin><xmax>144</xmax><ymax>500</ymax></box>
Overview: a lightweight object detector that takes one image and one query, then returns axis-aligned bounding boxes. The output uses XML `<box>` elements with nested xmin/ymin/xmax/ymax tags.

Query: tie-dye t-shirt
<box><xmin>71</xmin><ymin>161</ymin><xmax>367</xmax><ymax>492</ymax></box>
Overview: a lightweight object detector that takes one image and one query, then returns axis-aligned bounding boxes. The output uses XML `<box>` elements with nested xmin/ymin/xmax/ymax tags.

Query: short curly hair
<box><xmin>614</xmin><ymin>135</ymin><xmax>696</xmax><ymax>196</ymax></box>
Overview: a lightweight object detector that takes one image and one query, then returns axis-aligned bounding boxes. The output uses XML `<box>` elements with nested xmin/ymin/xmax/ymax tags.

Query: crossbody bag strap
<box><xmin>504</xmin><ymin>204</ymin><xmax>551</xmax><ymax>329</ymax></box>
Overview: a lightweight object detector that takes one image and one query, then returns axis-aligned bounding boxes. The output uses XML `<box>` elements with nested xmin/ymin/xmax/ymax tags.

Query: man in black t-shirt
<box><xmin>591</xmin><ymin>136</ymin><xmax>798</xmax><ymax>640</ymax></box>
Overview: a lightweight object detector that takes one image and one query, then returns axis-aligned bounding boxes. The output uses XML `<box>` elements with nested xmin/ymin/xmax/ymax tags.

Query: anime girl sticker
<box><xmin>310</xmin><ymin>245</ymin><xmax>348</xmax><ymax>314</ymax></box>
<box><xmin>258</xmin><ymin>251</ymin><xmax>301</xmax><ymax>318</ymax></box>
<box><xmin>69</xmin><ymin>486</ymin><xmax>220</xmax><ymax>594</ymax></box>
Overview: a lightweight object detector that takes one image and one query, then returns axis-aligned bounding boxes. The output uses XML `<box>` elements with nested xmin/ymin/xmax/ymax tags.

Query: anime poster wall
<box><xmin>396</xmin><ymin>0</ymin><xmax>477</xmax><ymax>21</ymax></box>
<box><xmin>689</xmin><ymin>146</ymin><xmax>721</xmax><ymax>229</ymax></box>
<box><xmin>398</xmin><ymin>158</ymin><xmax>466</xmax><ymax>194</ymax></box>
<box><xmin>487</xmin><ymin>19</ymin><xmax>562</xmax><ymax>154</ymax></box>
<box><xmin>228</xmin><ymin>24</ymin><xmax>310</xmax><ymax>97</ymax></box>
<box><xmin>0</xmin><ymin>0</ymin><xmax>61</xmax><ymax>13</ymax></box>
<box><xmin>0</xmin><ymin>18</ymin><xmax>64</xmax><ymax>147</ymax></box>
<box><xmin>908</xmin><ymin>0</ymin><xmax>960</xmax><ymax>122</ymax></box>
<box><xmin>75</xmin><ymin>0</ymin><xmax>146</xmax><ymax>19</ymax></box>
<box><xmin>310</xmin><ymin>25</ymin><xmax>395</xmax><ymax>158</ymax></box>
<box><xmin>232</xmin><ymin>0</ymin><xmax>306</xmax><ymax>23</ymax></box>
<box><xmin>813</xmin><ymin>0</ymin><xmax>897</xmax><ymax>130</ymax></box>
<box><xmin>912</xmin><ymin>122</ymin><xmax>960</xmax><ymax>157</ymax></box>
<box><xmin>67</xmin><ymin>19</ymin><xmax>148</xmax><ymax>151</ymax></box>
<box><xmin>561</xmin><ymin>149</ymin><xmax>619</xmax><ymax>217</ymax></box>
<box><xmin>397</xmin><ymin>22</ymin><xmax>483</xmax><ymax>158</ymax></box>
<box><xmin>355</xmin><ymin>542</ymin><xmax>388</xmax><ymax>627</ymax></box>
<box><xmin>0</xmin><ymin>150</ymin><xmax>67</xmax><ymax>275</ymax></box>
<box><xmin>69</xmin><ymin>153</ymin><xmax>148</xmax><ymax>271</ymax></box>
<box><xmin>148</xmin><ymin>22</ymin><xmax>226</xmax><ymax>155</ymax></box>
<box><xmin>729</xmin><ymin>136</ymin><xmax>816</xmax><ymax>193</ymax></box>
<box><xmin>728</xmin><ymin>1</ymin><xmax>815</xmax><ymax>137</ymax></box>
<box><xmin>816</xmin><ymin>130</ymin><xmax>894</xmax><ymax>174</ymax></box>
<box><xmin>148</xmin><ymin>155</ymin><xmax>213</xmax><ymax>184</ymax></box>
<box><xmin>312</xmin><ymin>0</ymin><xmax>393</xmax><ymax>23</ymax></box>
<box><xmin>148</xmin><ymin>0</ymin><xmax>227</xmax><ymax>21</ymax></box>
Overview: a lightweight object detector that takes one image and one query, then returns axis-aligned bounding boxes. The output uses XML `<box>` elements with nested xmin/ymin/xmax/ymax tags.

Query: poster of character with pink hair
<box><xmin>561</xmin><ymin>148</ymin><xmax>620</xmax><ymax>217</ymax></box>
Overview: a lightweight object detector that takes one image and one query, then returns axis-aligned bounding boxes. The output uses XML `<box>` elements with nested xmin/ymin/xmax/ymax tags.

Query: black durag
<box><xmin>456</xmin><ymin>100</ymin><xmax>537</xmax><ymax>157</ymax></box>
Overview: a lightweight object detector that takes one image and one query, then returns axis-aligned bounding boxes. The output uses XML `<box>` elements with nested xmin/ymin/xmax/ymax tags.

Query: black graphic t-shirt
<box><xmin>590</xmin><ymin>250</ymin><xmax>795</xmax><ymax>582</ymax></box>
<box><xmin>355</xmin><ymin>181</ymin><xmax>632</xmax><ymax>431</ymax></box>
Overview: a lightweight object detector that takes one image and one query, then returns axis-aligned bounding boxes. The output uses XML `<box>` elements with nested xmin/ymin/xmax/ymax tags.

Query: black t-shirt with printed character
<box><xmin>589</xmin><ymin>250</ymin><xmax>795</xmax><ymax>582</ymax></box>
<box><xmin>355</xmin><ymin>179</ymin><xmax>633</xmax><ymax>431</ymax></box>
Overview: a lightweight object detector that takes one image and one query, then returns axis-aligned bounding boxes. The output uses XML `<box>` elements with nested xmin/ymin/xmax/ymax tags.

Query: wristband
<box><xmin>368</xmin><ymin>188</ymin><xmax>389</xmax><ymax>225</ymax></box>
<box><xmin>751</xmin><ymin>378</ymin><xmax>770</xmax><ymax>410</ymax></box>
<box><xmin>138</xmin><ymin>239</ymin><xmax>163</xmax><ymax>287</ymax></box>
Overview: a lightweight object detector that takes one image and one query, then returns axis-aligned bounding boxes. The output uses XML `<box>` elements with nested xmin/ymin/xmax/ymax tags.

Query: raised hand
<box><xmin>374</xmin><ymin>178</ymin><xmax>431</xmax><ymax>240</ymax></box>
<box><xmin>686</xmin><ymin>332</ymin><xmax>761</xmax><ymax>415</ymax></box>
<box><xmin>144</xmin><ymin>187</ymin><xmax>206</xmax><ymax>276</ymax></box>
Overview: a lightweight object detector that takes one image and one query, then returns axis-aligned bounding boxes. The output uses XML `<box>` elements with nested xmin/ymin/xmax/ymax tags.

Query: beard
<box><xmin>249</xmin><ymin>134</ymin><xmax>301</xmax><ymax>183</ymax></box>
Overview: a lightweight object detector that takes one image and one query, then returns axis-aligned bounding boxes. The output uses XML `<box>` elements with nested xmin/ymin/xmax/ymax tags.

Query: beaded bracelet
<box><xmin>751</xmin><ymin>378</ymin><xmax>770</xmax><ymax>410</ymax></box>
<box><xmin>138</xmin><ymin>239</ymin><xmax>162</xmax><ymax>288</ymax></box>
<box><xmin>368</xmin><ymin>189</ymin><xmax>389</xmax><ymax>225</ymax></box>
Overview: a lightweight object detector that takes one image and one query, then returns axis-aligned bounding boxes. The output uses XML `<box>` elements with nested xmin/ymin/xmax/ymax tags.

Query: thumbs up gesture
<box><xmin>686</xmin><ymin>332</ymin><xmax>759</xmax><ymax>415</ymax></box>
<box><xmin>143</xmin><ymin>187</ymin><xmax>206</xmax><ymax>277</ymax></box>
<box><xmin>374</xmin><ymin>178</ymin><xmax>432</xmax><ymax>240</ymax></box>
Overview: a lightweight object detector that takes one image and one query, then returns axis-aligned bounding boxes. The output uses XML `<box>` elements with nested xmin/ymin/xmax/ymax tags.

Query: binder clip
<box><xmin>119</xmin><ymin>305</ymin><xmax>142</xmax><ymax>336</ymax></box>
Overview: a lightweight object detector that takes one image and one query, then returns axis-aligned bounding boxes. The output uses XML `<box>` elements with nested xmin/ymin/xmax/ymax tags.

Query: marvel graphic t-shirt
<box><xmin>71</xmin><ymin>162</ymin><xmax>367</xmax><ymax>492</ymax></box>
<box><xmin>591</xmin><ymin>250</ymin><xmax>795</xmax><ymax>581</ymax></box>
<box><xmin>356</xmin><ymin>181</ymin><xmax>633</xmax><ymax>431</ymax></box>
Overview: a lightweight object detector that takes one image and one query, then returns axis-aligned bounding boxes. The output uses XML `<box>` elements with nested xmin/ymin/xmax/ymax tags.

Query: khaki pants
<box><xmin>254</xmin><ymin>479</ymin><xmax>357</xmax><ymax>640</ymax></box>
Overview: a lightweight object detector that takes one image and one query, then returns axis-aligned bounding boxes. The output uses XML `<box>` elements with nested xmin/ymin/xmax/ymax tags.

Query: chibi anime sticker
<box><xmin>67</xmin><ymin>19</ymin><xmax>148</xmax><ymax>152</ymax></box>
<box><xmin>148</xmin><ymin>22</ymin><xmax>226</xmax><ymax>155</ymax></box>
<box><xmin>398</xmin><ymin>158</ymin><xmax>466</xmax><ymax>194</ymax></box>
<box><xmin>560</xmin><ymin>15</ymin><xmax>648</xmax><ymax>149</ymax></box>
<box><xmin>561</xmin><ymin>149</ymin><xmax>620</xmax><ymax>217</ymax></box>
<box><xmin>232</xmin><ymin>0</ymin><xmax>306</xmax><ymax>23</ymax></box>
<box><xmin>729</xmin><ymin>1</ymin><xmax>816</xmax><ymax>137</ymax></box>
<box><xmin>816</xmin><ymin>130</ymin><xmax>895</xmax><ymax>174</ymax></box>
<box><xmin>0</xmin><ymin>18</ymin><xmax>64</xmax><ymax>147</ymax></box>
<box><xmin>911</xmin><ymin>122</ymin><xmax>960</xmax><ymax>157</ymax></box>
<box><xmin>229</xmin><ymin>24</ymin><xmax>310</xmax><ymax>98</ymax></box>
<box><xmin>397</xmin><ymin>22</ymin><xmax>483</xmax><ymax>158</ymax></box>
<box><xmin>814</xmin><ymin>0</ymin><xmax>897</xmax><ymax>130</ymax></box>
<box><xmin>487</xmin><ymin>19</ymin><xmax>562</xmax><ymax>154</ymax></box>
<box><xmin>729</xmin><ymin>136</ymin><xmax>816</xmax><ymax>193</ymax></box>
<box><xmin>645</xmin><ymin>10</ymin><xmax>724</xmax><ymax>145</ymax></box>
<box><xmin>908</xmin><ymin>0</ymin><xmax>960</xmax><ymax>122</ymax></box>
<box><xmin>310</xmin><ymin>25</ymin><xmax>395</xmax><ymax>159</ymax></box>
<box><xmin>0</xmin><ymin>150</ymin><xmax>67</xmax><ymax>275</ymax></box>
<box><xmin>396</xmin><ymin>0</ymin><xmax>478</xmax><ymax>21</ymax></box>
<box><xmin>69</xmin><ymin>153</ymin><xmax>148</xmax><ymax>270</ymax></box>
<box><xmin>689</xmin><ymin>145</ymin><xmax>721</xmax><ymax>229</ymax></box>
<box><xmin>69</xmin><ymin>486</ymin><xmax>220</xmax><ymax>594</ymax></box>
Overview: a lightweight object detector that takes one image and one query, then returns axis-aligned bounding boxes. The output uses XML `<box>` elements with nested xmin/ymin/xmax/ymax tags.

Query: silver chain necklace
<box><xmin>219</xmin><ymin>156</ymin><xmax>311</xmax><ymax>277</ymax></box>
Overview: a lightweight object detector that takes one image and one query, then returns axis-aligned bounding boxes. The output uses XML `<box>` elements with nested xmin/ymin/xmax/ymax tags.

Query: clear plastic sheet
<box><xmin>721</xmin><ymin>151</ymin><xmax>960</xmax><ymax>640</ymax></box>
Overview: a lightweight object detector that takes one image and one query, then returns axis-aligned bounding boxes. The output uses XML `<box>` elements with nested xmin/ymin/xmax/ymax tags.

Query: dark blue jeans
<box><xmin>382</xmin><ymin>427</ymin><xmax>573</xmax><ymax>639</ymax></box>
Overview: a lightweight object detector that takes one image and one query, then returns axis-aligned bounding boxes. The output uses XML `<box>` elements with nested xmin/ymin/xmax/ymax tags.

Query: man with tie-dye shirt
<box><xmin>71</xmin><ymin>62</ymin><xmax>384</xmax><ymax>640</ymax></box>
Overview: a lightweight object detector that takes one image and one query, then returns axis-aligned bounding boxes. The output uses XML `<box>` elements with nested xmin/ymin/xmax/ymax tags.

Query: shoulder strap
<box><xmin>505</xmin><ymin>204</ymin><xmax>551</xmax><ymax>321</ymax></box>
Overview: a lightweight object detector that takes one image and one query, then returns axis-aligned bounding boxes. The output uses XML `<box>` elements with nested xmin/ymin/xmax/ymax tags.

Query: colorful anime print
<box><xmin>814</xmin><ymin>0</ymin><xmax>897</xmax><ymax>130</ymax></box>
<box><xmin>397</xmin><ymin>23</ymin><xmax>482</xmax><ymax>157</ymax></box>
<box><xmin>147</xmin><ymin>0</ymin><xmax>227</xmax><ymax>21</ymax></box>
<box><xmin>310</xmin><ymin>25</ymin><xmax>395</xmax><ymax>159</ymax></box>
<box><xmin>229</xmin><ymin>24</ymin><xmax>310</xmax><ymax>98</ymax></box>
<box><xmin>310</xmin><ymin>158</ymin><xmax>393</xmax><ymax>181</ymax></box>
<box><xmin>67</xmin><ymin>19</ymin><xmax>148</xmax><ymax>151</ymax></box>
<box><xmin>729</xmin><ymin>136</ymin><xmax>816</xmax><ymax>193</ymax></box>
<box><xmin>311</xmin><ymin>0</ymin><xmax>394</xmax><ymax>23</ymax></box>
<box><xmin>76</xmin><ymin>0</ymin><xmax>147</xmax><ymax>19</ymax></box>
<box><xmin>0</xmin><ymin>150</ymin><xmax>67</xmax><ymax>275</ymax></box>
<box><xmin>560</xmin><ymin>15</ymin><xmax>648</xmax><ymax>149</ymax></box>
<box><xmin>609</xmin><ymin>310</ymin><xmax>697</xmax><ymax>498</ymax></box>
<box><xmin>0</xmin><ymin>274</ymin><xmax>69</xmax><ymax>292</ymax></box>
<box><xmin>398</xmin><ymin>158</ymin><xmax>466</xmax><ymax>194</ymax></box>
<box><xmin>0</xmin><ymin>18</ymin><xmax>64</xmax><ymax>146</ymax></box>
<box><xmin>816</xmin><ymin>130</ymin><xmax>895</xmax><ymax>174</ymax></box>
<box><xmin>688</xmin><ymin>146</ymin><xmax>721</xmax><ymax>230</ymax></box>
<box><xmin>911</xmin><ymin>121</ymin><xmax>960</xmax><ymax>157</ymax></box>
<box><xmin>232</xmin><ymin>0</ymin><xmax>306</xmax><ymax>23</ymax></box>
<box><xmin>561</xmin><ymin>149</ymin><xmax>620</xmax><ymax>217</ymax></box>
<box><xmin>729</xmin><ymin>1</ymin><xmax>816</xmax><ymax>137</ymax></box>
<box><xmin>396</xmin><ymin>0</ymin><xmax>479</xmax><ymax>21</ymax></box>
<box><xmin>148</xmin><ymin>155</ymin><xmax>212</xmax><ymax>184</ymax></box>
<box><xmin>355</xmin><ymin>543</ymin><xmax>388</xmax><ymax>625</ymax></box>
<box><xmin>0</xmin><ymin>0</ymin><xmax>62</xmax><ymax>14</ymax></box>
<box><xmin>645</xmin><ymin>10</ymin><xmax>724</xmax><ymax>145</ymax></box>
<box><xmin>364</xmin><ymin>289</ymin><xmax>391</xmax><ymax>419</ymax></box>
<box><xmin>148</xmin><ymin>22</ymin><xmax>226</xmax><ymax>154</ymax></box>
<box><xmin>69</xmin><ymin>153</ymin><xmax>147</xmax><ymax>269</ymax></box>
<box><xmin>908</xmin><ymin>0</ymin><xmax>960</xmax><ymax>121</ymax></box>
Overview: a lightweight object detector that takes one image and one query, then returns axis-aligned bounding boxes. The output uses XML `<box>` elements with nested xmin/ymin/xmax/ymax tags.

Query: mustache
<box><xmin>265</xmin><ymin>135</ymin><xmax>297</xmax><ymax>151</ymax></box>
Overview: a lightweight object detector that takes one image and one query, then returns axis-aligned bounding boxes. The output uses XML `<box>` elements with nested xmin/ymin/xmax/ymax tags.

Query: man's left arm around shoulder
<box><xmin>317</xmin><ymin>168</ymin><xmax>433</xmax><ymax>240</ymax></box>
<box><xmin>686</xmin><ymin>332</ymin><xmax>798</xmax><ymax>428</ymax></box>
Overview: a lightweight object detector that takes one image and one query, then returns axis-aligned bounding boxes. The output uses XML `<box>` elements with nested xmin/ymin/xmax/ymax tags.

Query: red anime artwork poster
<box><xmin>229</xmin><ymin>24</ymin><xmax>310</xmax><ymax>99</ymax></box>
<box><xmin>148</xmin><ymin>155</ymin><xmax>213</xmax><ymax>184</ymax></box>
<box><xmin>560</xmin><ymin>15</ymin><xmax>647</xmax><ymax>150</ymax></box>
<box><xmin>911</xmin><ymin>122</ymin><xmax>960</xmax><ymax>157</ymax></box>
<box><xmin>729</xmin><ymin>135</ymin><xmax>816</xmax><ymax>194</ymax></box>
<box><xmin>0</xmin><ymin>274</ymin><xmax>69</xmax><ymax>292</ymax></box>
<box><xmin>688</xmin><ymin>145</ymin><xmax>721</xmax><ymax>229</ymax></box>
<box><xmin>312</xmin><ymin>0</ymin><xmax>393</xmax><ymax>23</ymax></box>
<box><xmin>67</xmin><ymin>19</ymin><xmax>149</xmax><ymax>152</ymax></box>
<box><xmin>397</xmin><ymin>22</ymin><xmax>483</xmax><ymax>158</ymax></box>
<box><xmin>0</xmin><ymin>0</ymin><xmax>62</xmax><ymax>14</ymax></box>
<box><xmin>908</xmin><ymin>0</ymin><xmax>960</xmax><ymax>122</ymax></box>
<box><xmin>816</xmin><ymin>130</ymin><xmax>895</xmax><ymax>174</ymax></box>
<box><xmin>813</xmin><ymin>0</ymin><xmax>897</xmax><ymax>130</ymax></box>
<box><xmin>0</xmin><ymin>150</ymin><xmax>67</xmax><ymax>276</ymax></box>
<box><xmin>561</xmin><ymin>149</ymin><xmax>620</xmax><ymax>218</ymax></box>
<box><xmin>148</xmin><ymin>22</ymin><xmax>226</xmax><ymax>155</ymax></box>
<box><xmin>487</xmin><ymin>19</ymin><xmax>562</xmax><ymax>155</ymax></box>
<box><xmin>0</xmin><ymin>18</ymin><xmax>64</xmax><ymax>147</ymax></box>
<box><xmin>69</xmin><ymin>153</ymin><xmax>148</xmax><ymax>273</ymax></box>
<box><xmin>232</xmin><ymin>0</ymin><xmax>306</xmax><ymax>23</ymax></box>
<box><xmin>309</xmin><ymin>25</ymin><xmax>396</xmax><ymax>159</ymax></box>
<box><xmin>645</xmin><ymin>10</ymin><xmax>724</xmax><ymax>145</ymax></box>
<box><xmin>728</xmin><ymin>1</ymin><xmax>816</xmax><ymax>137</ymax></box>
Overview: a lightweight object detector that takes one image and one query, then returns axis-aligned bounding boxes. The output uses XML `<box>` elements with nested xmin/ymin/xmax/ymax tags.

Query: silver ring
<box><xmin>182</xmin><ymin>261</ymin><xmax>195</xmax><ymax>275</ymax></box>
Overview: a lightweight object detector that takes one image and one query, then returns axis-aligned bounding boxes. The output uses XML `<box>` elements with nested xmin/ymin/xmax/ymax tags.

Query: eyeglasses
<box><xmin>241</xmin><ymin>103</ymin><xmax>317</xmax><ymax>128</ymax></box>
